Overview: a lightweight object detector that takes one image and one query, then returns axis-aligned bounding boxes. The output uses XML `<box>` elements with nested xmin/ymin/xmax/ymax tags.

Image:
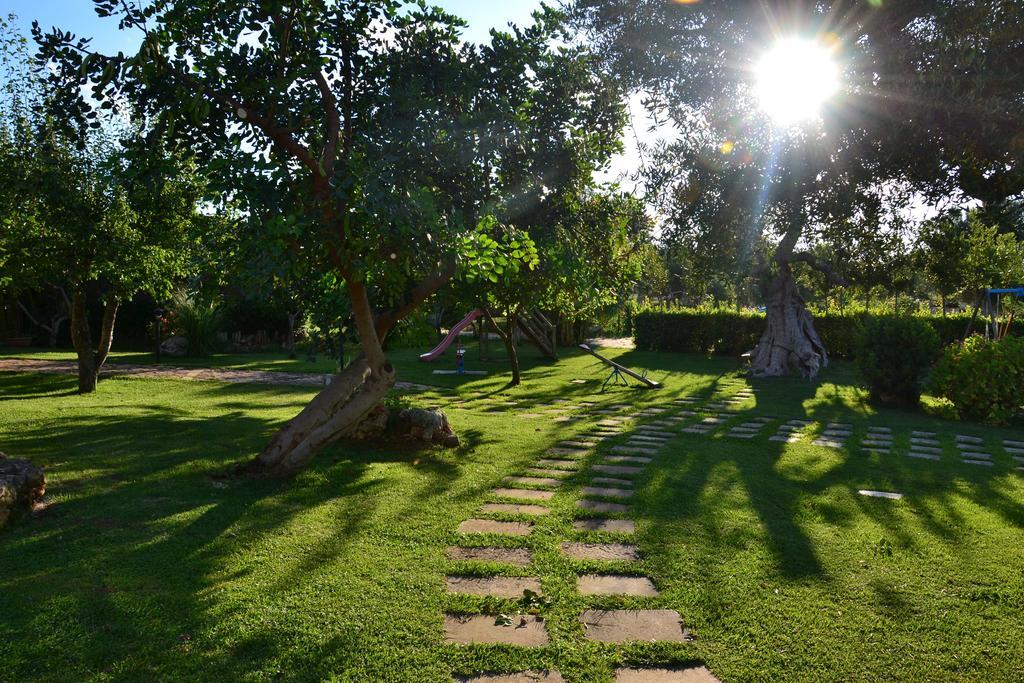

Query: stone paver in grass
<box><xmin>560</xmin><ymin>542</ymin><xmax>640</xmax><ymax>562</ymax></box>
<box><xmin>634</xmin><ymin>428</ymin><xmax>674</xmax><ymax>437</ymax></box>
<box><xmin>456</xmin><ymin>672</ymin><xmax>565</xmax><ymax>683</ymax></box>
<box><xmin>911</xmin><ymin>436</ymin><xmax>940</xmax><ymax>446</ymax></box>
<box><xmin>956</xmin><ymin>435</ymin><xmax>984</xmax><ymax>444</ymax></box>
<box><xmin>683</xmin><ymin>425</ymin><xmax>714</xmax><ymax>435</ymax></box>
<box><xmin>446</xmin><ymin>576</ymin><xmax>542</xmax><ymax>598</ymax></box>
<box><xmin>582</xmin><ymin>486</ymin><xmax>634</xmax><ymax>499</ymax></box>
<box><xmin>505</xmin><ymin>476</ymin><xmax>564</xmax><ymax>487</ymax></box>
<box><xmin>523</xmin><ymin>468</ymin><xmax>573</xmax><ymax>479</ymax></box>
<box><xmin>579</xmin><ymin>609</ymin><xmax>689</xmax><ymax>643</ymax></box>
<box><xmin>481</xmin><ymin>503</ymin><xmax>549</xmax><ymax>516</ymax></box>
<box><xmin>628</xmin><ymin>434</ymin><xmax>668</xmax><ymax>444</ymax></box>
<box><xmin>444</xmin><ymin>615</ymin><xmax>548</xmax><ymax>645</ymax></box>
<box><xmin>592</xmin><ymin>464</ymin><xmax>644</xmax><ymax>476</ymax></box>
<box><xmin>535</xmin><ymin>459</ymin><xmax>580</xmax><ymax>470</ymax></box>
<box><xmin>858</xmin><ymin>490</ymin><xmax>903</xmax><ymax>500</ymax></box>
<box><xmin>517</xmin><ymin>413</ymin><xmax>544</xmax><ymax>419</ymax></box>
<box><xmin>555</xmin><ymin>441</ymin><xmax>595</xmax><ymax>450</ymax></box>
<box><xmin>491</xmin><ymin>488</ymin><xmax>556</xmax><ymax>502</ymax></box>
<box><xmin>614</xmin><ymin>666</ymin><xmax>720</xmax><ymax>683</ymax></box>
<box><xmin>578</xmin><ymin>575</ymin><xmax>659</xmax><ymax>596</ymax></box>
<box><xmin>572</xmin><ymin>518</ymin><xmax>636</xmax><ymax>533</ymax></box>
<box><xmin>592</xmin><ymin>476</ymin><xmax>633</xmax><ymax>487</ymax></box>
<box><xmin>909</xmin><ymin>444</ymin><xmax>942</xmax><ymax>455</ymax></box>
<box><xmin>446</xmin><ymin>547</ymin><xmax>533</xmax><ymax>566</ymax></box>
<box><xmin>578</xmin><ymin>499</ymin><xmax>629</xmax><ymax>513</ymax></box>
<box><xmin>458</xmin><ymin>519</ymin><xmax>533</xmax><ymax>536</ymax></box>
<box><xmin>907</xmin><ymin>451</ymin><xmax>941</xmax><ymax>462</ymax></box>
<box><xmin>545</xmin><ymin>448</ymin><xmax>589</xmax><ymax>459</ymax></box>
<box><xmin>603</xmin><ymin>455</ymin><xmax>652</xmax><ymax>465</ymax></box>
<box><xmin>912</xmin><ymin>430</ymin><xmax>937</xmax><ymax>438</ymax></box>
<box><xmin>963</xmin><ymin>458</ymin><xmax>995</xmax><ymax>467</ymax></box>
<box><xmin>611</xmin><ymin>445</ymin><xmax>659</xmax><ymax>456</ymax></box>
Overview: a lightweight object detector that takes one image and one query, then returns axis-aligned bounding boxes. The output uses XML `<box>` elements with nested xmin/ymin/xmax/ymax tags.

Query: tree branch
<box><xmin>374</xmin><ymin>256</ymin><xmax>459</xmax><ymax>339</ymax></box>
<box><xmin>313</xmin><ymin>70</ymin><xmax>341</xmax><ymax>176</ymax></box>
<box><xmin>781</xmin><ymin>251</ymin><xmax>848</xmax><ymax>286</ymax></box>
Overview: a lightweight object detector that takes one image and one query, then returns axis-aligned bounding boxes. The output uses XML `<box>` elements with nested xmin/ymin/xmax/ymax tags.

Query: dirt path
<box><xmin>0</xmin><ymin>358</ymin><xmax>436</xmax><ymax>392</ymax></box>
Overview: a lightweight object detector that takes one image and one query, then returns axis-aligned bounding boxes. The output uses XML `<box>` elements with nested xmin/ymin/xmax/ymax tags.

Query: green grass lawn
<box><xmin>1</xmin><ymin>345</ymin><xmax>1023</xmax><ymax>681</ymax></box>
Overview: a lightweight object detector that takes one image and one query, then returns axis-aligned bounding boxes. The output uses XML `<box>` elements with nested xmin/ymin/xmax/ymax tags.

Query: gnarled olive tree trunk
<box><xmin>749</xmin><ymin>263</ymin><xmax>828</xmax><ymax>378</ymax></box>
<box><xmin>69</xmin><ymin>288</ymin><xmax>120</xmax><ymax>394</ymax></box>
<box><xmin>748</xmin><ymin>218</ymin><xmax>844</xmax><ymax>379</ymax></box>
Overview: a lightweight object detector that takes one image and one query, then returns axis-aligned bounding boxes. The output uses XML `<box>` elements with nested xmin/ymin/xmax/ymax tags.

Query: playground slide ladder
<box><xmin>517</xmin><ymin>309</ymin><xmax>558</xmax><ymax>359</ymax></box>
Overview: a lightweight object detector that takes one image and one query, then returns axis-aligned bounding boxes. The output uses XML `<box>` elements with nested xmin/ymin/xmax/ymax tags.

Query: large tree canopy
<box><xmin>34</xmin><ymin>0</ymin><xmax>625</xmax><ymax>474</ymax></box>
<box><xmin>570</xmin><ymin>0</ymin><xmax>1024</xmax><ymax>376</ymax></box>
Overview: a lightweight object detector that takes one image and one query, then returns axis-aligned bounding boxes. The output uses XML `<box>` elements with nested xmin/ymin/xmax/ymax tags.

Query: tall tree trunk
<box><xmin>286</xmin><ymin>311</ymin><xmax>299</xmax><ymax>359</ymax></box>
<box><xmin>940</xmin><ymin>293</ymin><xmax>947</xmax><ymax>317</ymax></box>
<box><xmin>749</xmin><ymin>264</ymin><xmax>829</xmax><ymax>379</ymax></box>
<box><xmin>484</xmin><ymin>309</ymin><xmax>520</xmax><ymax>386</ymax></box>
<box><xmin>70</xmin><ymin>288</ymin><xmax>120</xmax><ymax>394</ymax></box>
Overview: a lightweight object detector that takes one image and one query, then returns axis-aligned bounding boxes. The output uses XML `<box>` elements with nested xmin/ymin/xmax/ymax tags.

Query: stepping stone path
<box><xmin>955</xmin><ymin>434</ymin><xmax>994</xmax><ymax>466</ymax></box>
<box><xmin>862</xmin><ymin>426</ymin><xmax>894</xmax><ymax>454</ymax></box>
<box><xmin>770</xmin><ymin>419</ymin><xmax>813</xmax><ymax>443</ymax></box>
<box><xmin>445</xmin><ymin>399</ymin><xmax>706</xmax><ymax>673</ymax></box>
<box><xmin>1005</xmin><ymin>440</ymin><xmax>1024</xmax><ymax>471</ymax></box>
<box><xmin>726</xmin><ymin>416</ymin><xmax>773</xmax><ymax>439</ymax></box>
<box><xmin>682</xmin><ymin>414</ymin><xmax>727</xmax><ymax>435</ymax></box>
<box><xmin>908</xmin><ymin>431</ymin><xmax>942</xmax><ymax>461</ymax></box>
<box><xmin>813</xmin><ymin>422</ymin><xmax>853</xmax><ymax>449</ymax></box>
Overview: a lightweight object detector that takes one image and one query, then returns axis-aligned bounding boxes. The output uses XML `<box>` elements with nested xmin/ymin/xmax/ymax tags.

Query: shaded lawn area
<box><xmin>1</xmin><ymin>347</ymin><xmax>1023</xmax><ymax>681</ymax></box>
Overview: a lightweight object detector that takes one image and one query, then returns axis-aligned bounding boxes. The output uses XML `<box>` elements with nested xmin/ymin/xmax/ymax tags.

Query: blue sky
<box><xmin>6</xmin><ymin>1</ymin><xmax>545</xmax><ymax>53</ymax></box>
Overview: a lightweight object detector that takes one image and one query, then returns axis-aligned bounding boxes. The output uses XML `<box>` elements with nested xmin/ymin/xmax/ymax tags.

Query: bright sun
<box><xmin>754</xmin><ymin>37</ymin><xmax>840</xmax><ymax>125</ymax></box>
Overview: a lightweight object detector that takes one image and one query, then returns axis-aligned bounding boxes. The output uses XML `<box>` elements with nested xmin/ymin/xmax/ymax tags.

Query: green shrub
<box><xmin>856</xmin><ymin>317</ymin><xmax>941</xmax><ymax>405</ymax></box>
<box><xmin>929</xmin><ymin>335</ymin><xmax>1024</xmax><ymax>424</ymax></box>
<box><xmin>169</xmin><ymin>290</ymin><xmax>223</xmax><ymax>357</ymax></box>
<box><xmin>384</xmin><ymin>310</ymin><xmax>436</xmax><ymax>350</ymax></box>
<box><xmin>633</xmin><ymin>307</ymin><xmax>1022</xmax><ymax>359</ymax></box>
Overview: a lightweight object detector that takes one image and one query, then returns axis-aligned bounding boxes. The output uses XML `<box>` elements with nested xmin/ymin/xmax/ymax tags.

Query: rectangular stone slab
<box><xmin>956</xmin><ymin>435</ymin><xmax>984</xmax><ymax>444</ymax></box>
<box><xmin>580</xmin><ymin>609</ymin><xmax>688</xmax><ymax>643</ymax></box>
<box><xmin>446</xmin><ymin>576</ymin><xmax>542</xmax><ymax>598</ymax></box>
<box><xmin>858</xmin><ymin>490</ymin><xmax>903</xmax><ymax>500</ymax></box>
<box><xmin>963</xmin><ymin>459</ymin><xmax>994</xmax><ymax>466</ymax></box>
<box><xmin>481</xmin><ymin>503</ymin><xmax>549</xmax><ymax>516</ymax></box>
<box><xmin>592</xmin><ymin>464</ymin><xmax>643</xmax><ymax>475</ymax></box>
<box><xmin>907</xmin><ymin>452</ymin><xmax>941</xmax><ymax>462</ymax></box>
<box><xmin>582</xmin><ymin>486</ymin><xmax>634</xmax><ymax>499</ymax></box>
<box><xmin>577</xmin><ymin>499</ymin><xmax>629</xmax><ymax>513</ymax></box>
<box><xmin>457</xmin><ymin>672</ymin><xmax>565</xmax><ymax>683</ymax></box>
<box><xmin>492</xmin><ymin>488</ymin><xmax>556</xmax><ymax>501</ymax></box>
<box><xmin>592</xmin><ymin>477</ymin><xmax>633</xmax><ymax>487</ymax></box>
<box><xmin>611</xmin><ymin>446</ymin><xmax>659</xmax><ymax>456</ymax></box>
<box><xmin>523</xmin><ymin>469</ymin><xmax>572</xmax><ymax>479</ymax></box>
<box><xmin>444</xmin><ymin>614</ymin><xmax>548</xmax><ymax>645</ymax></box>
<box><xmin>458</xmin><ymin>519</ymin><xmax>533</xmax><ymax>536</ymax></box>
<box><xmin>603</xmin><ymin>456</ymin><xmax>652</xmax><ymax>465</ymax></box>
<box><xmin>446</xmin><ymin>547</ymin><xmax>533</xmax><ymax>566</ymax></box>
<box><xmin>578</xmin><ymin>575</ymin><xmax>658</xmax><ymax>596</ymax></box>
<box><xmin>535</xmin><ymin>459</ymin><xmax>580</xmax><ymax>470</ymax></box>
<box><xmin>572</xmin><ymin>518</ymin><xmax>636</xmax><ymax>533</ymax></box>
<box><xmin>505</xmin><ymin>476</ymin><xmax>563</xmax><ymax>488</ymax></box>
<box><xmin>545</xmin><ymin>448</ymin><xmax>588</xmax><ymax>458</ymax></box>
<box><xmin>614</xmin><ymin>667</ymin><xmax>720</xmax><ymax>683</ymax></box>
<box><xmin>910</xmin><ymin>445</ymin><xmax>942</xmax><ymax>454</ymax></box>
<box><xmin>560</xmin><ymin>542</ymin><xmax>640</xmax><ymax>561</ymax></box>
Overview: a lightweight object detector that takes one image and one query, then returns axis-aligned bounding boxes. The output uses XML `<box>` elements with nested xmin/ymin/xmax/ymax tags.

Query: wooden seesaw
<box><xmin>578</xmin><ymin>344</ymin><xmax>661</xmax><ymax>390</ymax></box>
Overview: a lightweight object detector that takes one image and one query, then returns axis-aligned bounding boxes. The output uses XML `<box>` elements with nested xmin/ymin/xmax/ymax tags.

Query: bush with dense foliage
<box><xmin>929</xmin><ymin>335</ymin><xmax>1024</xmax><ymax>424</ymax></box>
<box><xmin>169</xmin><ymin>290</ymin><xmax>223</xmax><ymax>357</ymax></box>
<box><xmin>633</xmin><ymin>307</ymin><xmax>1022</xmax><ymax>359</ymax></box>
<box><xmin>856</xmin><ymin>317</ymin><xmax>941</xmax><ymax>405</ymax></box>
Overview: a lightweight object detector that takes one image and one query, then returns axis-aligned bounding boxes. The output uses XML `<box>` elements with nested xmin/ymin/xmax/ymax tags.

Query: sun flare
<box><xmin>754</xmin><ymin>37</ymin><xmax>840</xmax><ymax>125</ymax></box>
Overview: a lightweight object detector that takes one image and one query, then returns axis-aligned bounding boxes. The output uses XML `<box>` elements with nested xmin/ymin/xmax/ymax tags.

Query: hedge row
<box><xmin>633</xmin><ymin>309</ymin><xmax>1023</xmax><ymax>359</ymax></box>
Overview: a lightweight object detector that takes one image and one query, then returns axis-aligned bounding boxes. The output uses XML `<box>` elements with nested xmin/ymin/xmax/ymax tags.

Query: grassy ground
<box><xmin>1</xmin><ymin>344</ymin><xmax>1023</xmax><ymax>681</ymax></box>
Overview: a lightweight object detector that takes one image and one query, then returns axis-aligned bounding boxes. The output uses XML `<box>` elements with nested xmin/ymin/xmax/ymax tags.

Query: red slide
<box><xmin>419</xmin><ymin>309</ymin><xmax>485</xmax><ymax>362</ymax></box>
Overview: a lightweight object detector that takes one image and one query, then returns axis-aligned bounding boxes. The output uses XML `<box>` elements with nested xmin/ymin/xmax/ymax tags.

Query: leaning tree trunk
<box><xmin>246</xmin><ymin>280</ymin><xmax>396</xmax><ymax>477</ymax></box>
<box><xmin>749</xmin><ymin>264</ymin><xmax>828</xmax><ymax>379</ymax></box>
